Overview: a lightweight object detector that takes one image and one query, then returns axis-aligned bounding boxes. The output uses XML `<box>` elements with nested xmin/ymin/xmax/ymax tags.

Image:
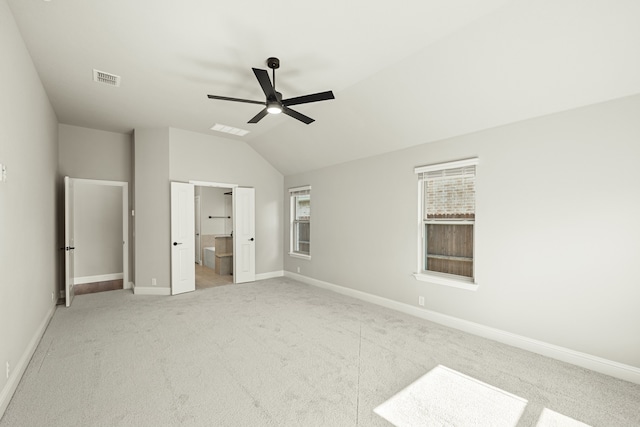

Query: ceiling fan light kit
<box><xmin>207</xmin><ymin>57</ymin><xmax>335</xmax><ymax>125</ymax></box>
<box><xmin>266</xmin><ymin>101</ymin><xmax>282</xmax><ymax>114</ymax></box>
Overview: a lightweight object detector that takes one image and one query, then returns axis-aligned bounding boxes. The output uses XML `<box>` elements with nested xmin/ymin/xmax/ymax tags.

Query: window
<box><xmin>414</xmin><ymin>158</ymin><xmax>478</xmax><ymax>288</ymax></box>
<box><xmin>289</xmin><ymin>186</ymin><xmax>311</xmax><ymax>259</ymax></box>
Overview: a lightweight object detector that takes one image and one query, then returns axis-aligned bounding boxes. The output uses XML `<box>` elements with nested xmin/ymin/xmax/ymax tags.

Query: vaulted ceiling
<box><xmin>7</xmin><ymin>0</ymin><xmax>640</xmax><ymax>175</ymax></box>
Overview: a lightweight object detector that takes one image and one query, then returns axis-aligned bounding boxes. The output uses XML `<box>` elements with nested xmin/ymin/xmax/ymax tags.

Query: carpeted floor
<box><xmin>1</xmin><ymin>277</ymin><xmax>639</xmax><ymax>426</ymax></box>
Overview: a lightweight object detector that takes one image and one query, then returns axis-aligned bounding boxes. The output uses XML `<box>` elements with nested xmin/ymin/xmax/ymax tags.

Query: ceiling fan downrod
<box><xmin>267</xmin><ymin>57</ymin><xmax>279</xmax><ymax>92</ymax></box>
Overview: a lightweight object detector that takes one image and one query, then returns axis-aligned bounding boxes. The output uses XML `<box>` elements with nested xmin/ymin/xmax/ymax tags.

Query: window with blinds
<box><xmin>289</xmin><ymin>186</ymin><xmax>311</xmax><ymax>257</ymax></box>
<box><xmin>415</xmin><ymin>159</ymin><xmax>478</xmax><ymax>281</ymax></box>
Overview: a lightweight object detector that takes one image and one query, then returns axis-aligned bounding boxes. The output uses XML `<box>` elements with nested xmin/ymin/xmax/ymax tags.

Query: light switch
<box><xmin>0</xmin><ymin>164</ymin><xmax>6</xmax><ymax>183</ymax></box>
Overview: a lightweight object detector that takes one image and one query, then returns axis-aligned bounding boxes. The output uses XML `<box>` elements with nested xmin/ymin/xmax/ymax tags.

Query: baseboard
<box><xmin>284</xmin><ymin>271</ymin><xmax>640</xmax><ymax>385</ymax></box>
<box><xmin>132</xmin><ymin>284</ymin><xmax>170</xmax><ymax>296</ymax></box>
<box><xmin>74</xmin><ymin>273</ymin><xmax>123</xmax><ymax>285</ymax></box>
<box><xmin>0</xmin><ymin>304</ymin><xmax>56</xmax><ymax>419</ymax></box>
<box><xmin>255</xmin><ymin>270</ymin><xmax>284</xmax><ymax>281</ymax></box>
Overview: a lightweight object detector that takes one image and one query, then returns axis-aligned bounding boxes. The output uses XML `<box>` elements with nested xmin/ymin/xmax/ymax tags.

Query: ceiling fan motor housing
<box><xmin>267</xmin><ymin>57</ymin><xmax>280</xmax><ymax>69</ymax></box>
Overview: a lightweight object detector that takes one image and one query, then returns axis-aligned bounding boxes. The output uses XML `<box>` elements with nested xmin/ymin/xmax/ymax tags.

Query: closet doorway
<box><xmin>63</xmin><ymin>177</ymin><xmax>129</xmax><ymax>307</ymax></box>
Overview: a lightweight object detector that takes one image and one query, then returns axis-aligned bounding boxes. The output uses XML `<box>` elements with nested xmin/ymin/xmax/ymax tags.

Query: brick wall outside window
<box><xmin>425</xmin><ymin>176</ymin><xmax>475</xmax><ymax>219</ymax></box>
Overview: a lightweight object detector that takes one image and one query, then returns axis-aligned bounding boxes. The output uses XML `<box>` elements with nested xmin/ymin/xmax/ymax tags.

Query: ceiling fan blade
<box><xmin>282</xmin><ymin>91</ymin><xmax>335</xmax><ymax>107</ymax></box>
<box><xmin>248</xmin><ymin>108</ymin><xmax>269</xmax><ymax>124</ymax></box>
<box><xmin>207</xmin><ymin>94</ymin><xmax>265</xmax><ymax>105</ymax></box>
<box><xmin>252</xmin><ymin>68</ymin><xmax>278</xmax><ymax>100</ymax></box>
<box><xmin>282</xmin><ymin>106</ymin><xmax>314</xmax><ymax>124</ymax></box>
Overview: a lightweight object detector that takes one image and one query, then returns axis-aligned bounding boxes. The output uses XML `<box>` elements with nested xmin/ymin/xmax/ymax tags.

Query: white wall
<box><xmin>58</xmin><ymin>124</ymin><xmax>132</xmax><ymax>182</ymax></box>
<box><xmin>133</xmin><ymin>128</ymin><xmax>170</xmax><ymax>289</ymax></box>
<box><xmin>169</xmin><ymin>128</ymin><xmax>284</xmax><ymax>276</ymax></box>
<box><xmin>0</xmin><ymin>0</ymin><xmax>58</xmax><ymax>416</ymax></box>
<box><xmin>284</xmin><ymin>94</ymin><xmax>640</xmax><ymax>369</ymax></box>
<box><xmin>133</xmin><ymin>127</ymin><xmax>284</xmax><ymax>290</ymax></box>
<box><xmin>73</xmin><ymin>182</ymin><xmax>123</xmax><ymax>278</ymax></box>
<box><xmin>58</xmin><ymin>124</ymin><xmax>133</xmax><ymax>285</ymax></box>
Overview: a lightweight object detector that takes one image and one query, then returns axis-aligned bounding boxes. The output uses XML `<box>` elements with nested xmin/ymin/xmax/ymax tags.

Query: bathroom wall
<box><xmin>201</xmin><ymin>186</ymin><xmax>229</xmax><ymax>235</ymax></box>
<box><xmin>198</xmin><ymin>186</ymin><xmax>233</xmax><ymax>266</ymax></box>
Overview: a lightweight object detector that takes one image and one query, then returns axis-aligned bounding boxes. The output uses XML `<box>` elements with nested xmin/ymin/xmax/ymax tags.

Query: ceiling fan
<box><xmin>207</xmin><ymin>57</ymin><xmax>335</xmax><ymax>125</ymax></box>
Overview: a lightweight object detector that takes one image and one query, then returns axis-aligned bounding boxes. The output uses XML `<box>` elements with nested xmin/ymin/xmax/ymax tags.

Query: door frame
<box><xmin>64</xmin><ymin>176</ymin><xmax>75</xmax><ymax>307</ymax></box>
<box><xmin>71</xmin><ymin>178</ymin><xmax>130</xmax><ymax>289</ymax></box>
<box><xmin>195</xmin><ymin>195</ymin><xmax>202</xmax><ymax>265</ymax></box>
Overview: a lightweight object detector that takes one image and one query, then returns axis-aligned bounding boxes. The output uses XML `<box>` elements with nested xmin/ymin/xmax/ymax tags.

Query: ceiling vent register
<box><xmin>93</xmin><ymin>69</ymin><xmax>121</xmax><ymax>87</ymax></box>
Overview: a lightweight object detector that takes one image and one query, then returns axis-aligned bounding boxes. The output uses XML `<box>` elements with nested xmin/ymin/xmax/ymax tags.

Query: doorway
<box><xmin>170</xmin><ymin>180</ymin><xmax>255</xmax><ymax>295</ymax></box>
<box><xmin>63</xmin><ymin>177</ymin><xmax>129</xmax><ymax>307</ymax></box>
<box><xmin>195</xmin><ymin>185</ymin><xmax>234</xmax><ymax>289</ymax></box>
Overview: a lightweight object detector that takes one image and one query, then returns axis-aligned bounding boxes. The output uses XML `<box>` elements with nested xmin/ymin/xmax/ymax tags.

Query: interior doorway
<box><xmin>63</xmin><ymin>177</ymin><xmax>129</xmax><ymax>307</ymax></box>
<box><xmin>195</xmin><ymin>184</ymin><xmax>234</xmax><ymax>289</ymax></box>
<box><xmin>170</xmin><ymin>180</ymin><xmax>255</xmax><ymax>295</ymax></box>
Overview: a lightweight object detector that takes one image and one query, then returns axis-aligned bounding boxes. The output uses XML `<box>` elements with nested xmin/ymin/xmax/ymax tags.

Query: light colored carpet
<box><xmin>374</xmin><ymin>365</ymin><xmax>528</xmax><ymax>426</ymax></box>
<box><xmin>1</xmin><ymin>277</ymin><xmax>639</xmax><ymax>426</ymax></box>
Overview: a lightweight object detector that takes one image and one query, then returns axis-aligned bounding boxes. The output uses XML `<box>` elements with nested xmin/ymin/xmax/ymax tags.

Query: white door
<box><xmin>194</xmin><ymin>195</ymin><xmax>201</xmax><ymax>264</ymax></box>
<box><xmin>233</xmin><ymin>187</ymin><xmax>255</xmax><ymax>283</ymax></box>
<box><xmin>64</xmin><ymin>176</ymin><xmax>76</xmax><ymax>307</ymax></box>
<box><xmin>171</xmin><ymin>182</ymin><xmax>195</xmax><ymax>295</ymax></box>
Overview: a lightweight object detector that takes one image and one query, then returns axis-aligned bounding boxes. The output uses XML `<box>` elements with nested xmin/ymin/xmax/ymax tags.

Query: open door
<box><xmin>171</xmin><ymin>182</ymin><xmax>195</xmax><ymax>295</ymax></box>
<box><xmin>233</xmin><ymin>187</ymin><xmax>255</xmax><ymax>283</ymax></box>
<box><xmin>64</xmin><ymin>176</ymin><xmax>75</xmax><ymax>307</ymax></box>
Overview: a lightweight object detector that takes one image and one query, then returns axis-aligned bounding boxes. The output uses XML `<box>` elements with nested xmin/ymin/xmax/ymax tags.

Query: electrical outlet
<box><xmin>51</xmin><ymin>292</ymin><xmax>55</xmax><ymax>301</ymax></box>
<box><xmin>151</xmin><ymin>278</ymin><xmax>157</xmax><ymax>286</ymax></box>
<box><xmin>6</xmin><ymin>362</ymin><xmax>9</xmax><ymax>379</ymax></box>
<box><xmin>296</xmin><ymin>267</ymin><xmax>300</xmax><ymax>273</ymax></box>
<box><xmin>418</xmin><ymin>296</ymin><xmax>425</xmax><ymax>306</ymax></box>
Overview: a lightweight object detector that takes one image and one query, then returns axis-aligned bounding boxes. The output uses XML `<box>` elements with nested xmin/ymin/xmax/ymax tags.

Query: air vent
<box><xmin>93</xmin><ymin>69</ymin><xmax>121</xmax><ymax>87</ymax></box>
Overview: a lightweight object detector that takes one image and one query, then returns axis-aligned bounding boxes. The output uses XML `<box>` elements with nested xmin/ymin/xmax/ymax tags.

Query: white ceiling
<box><xmin>7</xmin><ymin>0</ymin><xmax>640</xmax><ymax>175</ymax></box>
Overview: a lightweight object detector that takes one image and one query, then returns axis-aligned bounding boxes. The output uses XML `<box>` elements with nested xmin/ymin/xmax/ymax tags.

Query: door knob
<box><xmin>173</xmin><ymin>242</ymin><xmax>182</xmax><ymax>246</ymax></box>
<box><xmin>249</xmin><ymin>238</ymin><xmax>254</xmax><ymax>241</ymax></box>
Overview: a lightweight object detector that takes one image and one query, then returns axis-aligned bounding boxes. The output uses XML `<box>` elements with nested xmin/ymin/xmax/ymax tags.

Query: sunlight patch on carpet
<box><xmin>536</xmin><ymin>408</ymin><xmax>591</xmax><ymax>427</ymax></box>
<box><xmin>374</xmin><ymin>365</ymin><xmax>527</xmax><ymax>427</ymax></box>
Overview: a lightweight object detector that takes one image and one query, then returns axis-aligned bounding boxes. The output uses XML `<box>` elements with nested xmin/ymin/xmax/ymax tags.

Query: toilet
<box><xmin>204</xmin><ymin>247</ymin><xmax>216</xmax><ymax>269</ymax></box>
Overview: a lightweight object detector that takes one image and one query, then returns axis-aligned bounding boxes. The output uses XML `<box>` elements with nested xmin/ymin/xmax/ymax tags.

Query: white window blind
<box><xmin>416</xmin><ymin>159</ymin><xmax>478</xmax><ymax>221</ymax></box>
<box><xmin>289</xmin><ymin>186</ymin><xmax>310</xmax><ymax>196</ymax></box>
<box><xmin>418</xmin><ymin>165</ymin><xmax>476</xmax><ymax>181</ymax></box>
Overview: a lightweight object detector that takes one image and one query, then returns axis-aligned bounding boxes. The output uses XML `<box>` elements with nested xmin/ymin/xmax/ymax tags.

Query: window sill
<box><xmin>413</xmin><ymin>273</ymin><xmax>479</xmax><ymax>291</ymax></box>
<box><xmin>289</xmin><ymin>252</ymin><xmax>311</xmax><ymax>260</ymax></box>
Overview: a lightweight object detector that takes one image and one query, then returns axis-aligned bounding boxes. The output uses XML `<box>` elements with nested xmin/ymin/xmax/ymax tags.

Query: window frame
<box><xmin>289</xmin><ymin>185</ymin><xmax>311</xmax><ymax>260</ymax></box>
<box><xmin>413</xmin><ymin>158</ymin><xmax>479</xmax><ymax>290</ymax></box>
